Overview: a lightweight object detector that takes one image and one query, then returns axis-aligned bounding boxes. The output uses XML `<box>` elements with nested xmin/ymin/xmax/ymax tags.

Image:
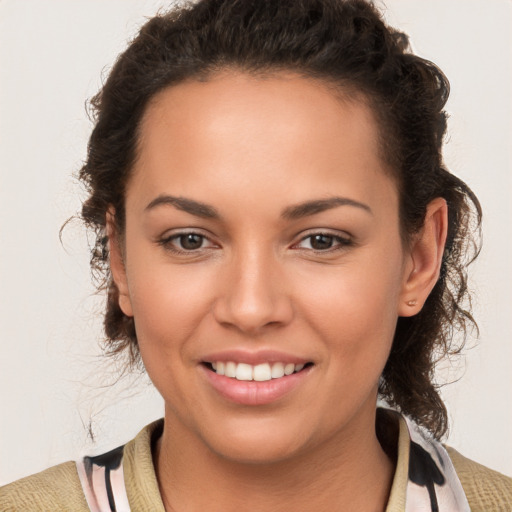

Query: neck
<box><xmin>154</xmin><ymin>406</ymin><xmax>395</xmax><ymax>512</ymax></box>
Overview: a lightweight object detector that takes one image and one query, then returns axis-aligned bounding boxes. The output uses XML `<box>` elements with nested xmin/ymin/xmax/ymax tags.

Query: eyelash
<box><xmin>158</xmin><ymin>230</ymin><xmax>353</xmax><ymax>255</ymax></box>
<box><xmin>158</xmin><ymin>231</ymin><xmax>216</xmax><ymax>254</ymax></box>
<box><xmin>293</xmin><ymin>232</ymin><xmax>353</xmax><ymax>252</ymax></box>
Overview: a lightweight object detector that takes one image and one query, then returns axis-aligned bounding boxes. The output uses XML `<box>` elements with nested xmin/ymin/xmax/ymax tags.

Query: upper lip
<box><xmin>201</xmin><ymin>349</ymin><xmax>311</xmax><ymax>366</ymax></box>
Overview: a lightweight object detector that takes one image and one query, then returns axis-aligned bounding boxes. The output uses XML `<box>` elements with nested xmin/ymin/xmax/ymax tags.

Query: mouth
<box><xmin>199</xmin><ymin>350</ymin><xmax>315</xmax><ymax>405</ymax></box>
<box><xmin>203</xmin><ymin>361</ymin><xmax>314</xmax><ymax>381</ymax></box>
<box><xmin>201</xmin><ymin>360</ymin><xmax>314</xmax><ymax>405</ymax></box>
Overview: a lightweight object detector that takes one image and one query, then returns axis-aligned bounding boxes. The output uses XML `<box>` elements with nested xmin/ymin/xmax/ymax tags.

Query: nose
<box><xmin>212</xmin><ymin>247</ymin><xmax>294</xmax><ymax>334</ymax></box>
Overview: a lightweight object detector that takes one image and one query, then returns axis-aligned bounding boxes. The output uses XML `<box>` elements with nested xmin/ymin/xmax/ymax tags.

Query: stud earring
<box><xmin>406</xmin><ymin>299</ymin><xmax>417</xmax><ymax>307</ymax></box>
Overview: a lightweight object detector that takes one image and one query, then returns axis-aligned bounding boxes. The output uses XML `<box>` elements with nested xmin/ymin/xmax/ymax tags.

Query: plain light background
<box><xmin>0</xmin><ymin>0</ymin><xmax>511</xmax><ymax>485</ymax></box>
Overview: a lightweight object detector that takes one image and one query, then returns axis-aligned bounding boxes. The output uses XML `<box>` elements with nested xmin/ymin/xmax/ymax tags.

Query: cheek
<box><xmin>125</xmin><ymin>261</ymin><xmax>220</xmax><ymax>409</ymax></box>
<box><xmin>295</xmin><ymin>249</ymin><xmax>404</xmax><ymax>362</ymax></box>
<box><xmin>125</xmin><ymin>252</ymin><xmax>217</xmax><ymax>356</ymax></box>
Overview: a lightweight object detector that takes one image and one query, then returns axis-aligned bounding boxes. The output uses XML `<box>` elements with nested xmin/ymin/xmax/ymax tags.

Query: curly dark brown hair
<box><xmin>79</xmin><ymin>0</ymin><xmax>481</xmax><ymax>438</ymax></box>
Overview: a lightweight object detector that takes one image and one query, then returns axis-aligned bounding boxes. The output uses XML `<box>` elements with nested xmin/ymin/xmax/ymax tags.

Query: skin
<box><xmin>109</xmin><ymin>72</ymin><xmax>447</xmax><ymax>511</ymax></box>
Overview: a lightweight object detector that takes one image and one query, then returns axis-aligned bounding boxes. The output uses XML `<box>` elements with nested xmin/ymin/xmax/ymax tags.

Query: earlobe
<box><xmin>399</xmin><ymin>198</ymin><xmax>448</xmax><ymax>317</ymax></box>
<box><xmin>106</xmin><ymin>209</ymin><xmax>134</xmax><ymax>318</ymax></box>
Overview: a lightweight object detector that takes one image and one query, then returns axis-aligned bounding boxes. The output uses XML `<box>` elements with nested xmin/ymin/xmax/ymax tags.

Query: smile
<box><xmin>201</xmin><ymin>357</ymin><xmax>314</xmax><ymax>405</ymax></box>
<box><xmin>209</xmin><ymin>361</ymin><xmax>307</xmax><ymax>381</ymax></box>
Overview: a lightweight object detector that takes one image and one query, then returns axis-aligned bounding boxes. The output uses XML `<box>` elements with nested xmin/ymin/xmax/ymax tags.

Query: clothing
<box><xmin>1</xmin><ymin>411</ymin><xmax>511</xmax><ymax>511</ymax></box>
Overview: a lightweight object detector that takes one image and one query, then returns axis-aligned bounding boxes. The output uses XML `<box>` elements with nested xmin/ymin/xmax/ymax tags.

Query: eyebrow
<box><xmin>145</xmin><ymin>194</ymin><xmax>372</xmax><ymax>220</ymax></box>
<box><xmin>281</xmin><ymin>197</ymin><xmax>373</xmax><ymax>220</ymax></box>
<box><xmin>145</xmin><ymin>195</ymin><xmax>220</xmax><ymax>218</ymax></box>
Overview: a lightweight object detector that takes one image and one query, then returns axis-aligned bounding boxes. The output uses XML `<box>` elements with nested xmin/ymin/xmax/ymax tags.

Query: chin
<box><xmin>201</xmin><ymin>418</ymin><xmax>312</xmax><ymax>465</ymax></box>
<box><xmin>211</xmin><ymin>439</ymin><xmax>305</xmax><ymax>466</ymax></box>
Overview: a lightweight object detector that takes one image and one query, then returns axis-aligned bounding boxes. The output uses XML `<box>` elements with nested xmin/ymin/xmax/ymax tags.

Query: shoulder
<box><xmin>123</xmin><ymin>419</ymin><xmax>166</xmax><ymax>510</ymax></box>
<box><xmin>0</xmin><ymin>461</ymin><xmax>89</xmax><ymax>511</ymax></box>
<box><xmin>446</xmin><ymin>446</ymin><xmax>512</xmax><ymax>511</ymax></box>
<box><xmin>0</xmin><ymin>420</ymin><xmax>165</xmax><ymax>512</ymax></box>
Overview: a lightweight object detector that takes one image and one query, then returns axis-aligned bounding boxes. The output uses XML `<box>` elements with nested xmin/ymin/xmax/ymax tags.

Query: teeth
<box><xmin>225</xmin><ymin>361</ymin><xmax>237</xmax><ymax>378</ymax></box>
<box><xmin>210</xmin><ymin>361</ymin><xmax>308</xmax><ymax>381</ymax></box>
<box><xmin>253</xmin><ymin>363</ymin><xmax>272</xmax><ymax>381</ymax></box>
<box><xmin>235</xmin><ymin>363</ymin><xmax>253</xmax><ymax>381</ymax></box>
<box><xmin>271</xmin><ymin>362</ymin><xmax>285</xmax><ymax>379</ymax></box>
<box><xmin>284</xmin><ymin>363</ymin><xmax>295</xmax><ymax>375</ymax></box>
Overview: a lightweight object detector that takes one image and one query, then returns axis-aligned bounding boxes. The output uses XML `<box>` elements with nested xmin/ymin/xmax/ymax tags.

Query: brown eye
<box><xmin>179</xmin><ymin>233</ymin><xmax>204</xmax><ymax>250</ymax></box>
<box><xmin>295</xmin><ymin>232</ymin><xmax>352</xmax><ymax>252</ymax></box>
<box><xmin>158</xmin><ymin>231</ymin><xmax>219</xmax><ymax>255</ymax></box>
<box><xmin>309</xmin><ymin>234</ymin><xmax>334</xmax><ymax>250</ymax></box>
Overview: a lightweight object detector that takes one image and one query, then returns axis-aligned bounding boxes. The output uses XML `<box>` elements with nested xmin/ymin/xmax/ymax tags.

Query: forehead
<box><xmin>130</xmin><ymin>72</ymin><xmax>397</xmax><ymax>217</ymax></box>
<box><xmin>140</xmin><ymin>71</ymin><xmax>378</xmax><ymax>158</ymax></box>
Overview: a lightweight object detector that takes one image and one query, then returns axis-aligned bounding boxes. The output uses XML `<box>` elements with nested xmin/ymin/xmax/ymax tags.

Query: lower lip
<box><xmin>201</xmin><ymin>365</ymin><xmax>312</xmax><ymax>405</ymax></box>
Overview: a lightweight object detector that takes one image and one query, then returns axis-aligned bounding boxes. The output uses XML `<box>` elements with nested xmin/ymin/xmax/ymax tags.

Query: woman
<box><xmin>1</xmin><ymin>0</ymin><xmax>511</xmax><ymax>510</ymax></box>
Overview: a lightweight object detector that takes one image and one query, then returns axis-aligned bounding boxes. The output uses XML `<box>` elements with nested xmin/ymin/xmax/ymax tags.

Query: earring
<box><xmin>406</xmin><ymin>299</ymin><xmax>417</xmax><ymax>307</ymax></box>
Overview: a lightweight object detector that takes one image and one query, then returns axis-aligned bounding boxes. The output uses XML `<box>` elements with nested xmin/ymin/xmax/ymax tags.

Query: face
<box><xmin>113</xmin><ymin>72</ymin><xmax>415</xmax><ymax>464</ymax></box>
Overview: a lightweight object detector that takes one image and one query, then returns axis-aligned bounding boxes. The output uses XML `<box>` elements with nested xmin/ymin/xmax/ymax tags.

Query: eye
<box><xmin>295</xmin><ymin>233</ymin><xmax>352</xmax><ymax>251</ymax></box>
<box><xmin>176</xmin><ymin>233</ymin><xmax>206</xmax><ymax>250</ymax></box>
<box><xmin>159</xmin><ymin>231</ymin><xmax>217</xmax><ymax>253</ymax></box>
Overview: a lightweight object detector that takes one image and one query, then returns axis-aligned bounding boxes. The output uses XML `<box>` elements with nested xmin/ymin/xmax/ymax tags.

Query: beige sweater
<box><xmin>1</xmin><ymin>418</ymin><xmax>511</xmax><ymax>511</ymax></box>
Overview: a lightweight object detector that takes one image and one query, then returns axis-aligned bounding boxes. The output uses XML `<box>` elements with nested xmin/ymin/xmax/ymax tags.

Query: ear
<box><xmin>398</xmin><ymin>197</ymin><xmax>448</xmax><ymax>317</ymax></box>
<box><xmin>106</xmin><ymin>208</ymin><xmax>134</xmax><ymax>317</ymax></box>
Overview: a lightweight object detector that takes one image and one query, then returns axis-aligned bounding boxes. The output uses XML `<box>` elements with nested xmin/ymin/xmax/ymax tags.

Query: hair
<box><xmin>79</xmin><ymin>0</ymin><xmax>481</xmax><ymax>438</ymax></box>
